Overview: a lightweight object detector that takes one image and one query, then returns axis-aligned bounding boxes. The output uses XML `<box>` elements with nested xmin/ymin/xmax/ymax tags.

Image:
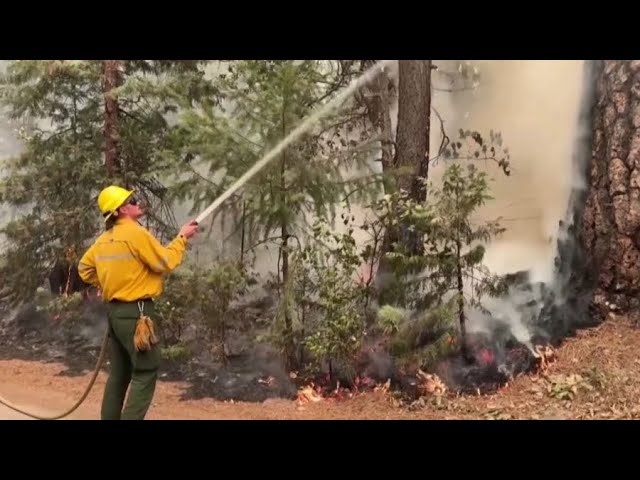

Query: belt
<box><xmin>108</xmin><ymin>298</ymin><xmax>153</xmax><ymax>304</ymax></box>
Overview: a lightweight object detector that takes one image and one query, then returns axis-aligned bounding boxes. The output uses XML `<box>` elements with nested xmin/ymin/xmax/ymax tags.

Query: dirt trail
<box><xmin>1</xmin><ymin>317</ymin><xmax>639</xmax><ymax>420</ymax></box>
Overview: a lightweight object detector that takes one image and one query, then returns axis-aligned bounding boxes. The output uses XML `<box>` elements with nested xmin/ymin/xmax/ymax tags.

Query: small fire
<box><xmin>416</xmin><ymin>369</ymin><xmax>447</xmax><ymax>396</ymax></box>
<box><xmin>374</xmin><ymin>379</ymin><xmax>391</xmax><ymax>394</ymax></box>
<box><xmin>533</xmin><ymin>344</ymin><xmax>557</xmax><ymax>372</ymax></box>
<box><xmin>296</xmin><ymin>384</ymin><xmax>323</xmax><ymax>405</ymax></box>
<box><xmin>477</xmin><ymin>349</ymin><xmax>495</xmax><ymax>365</ymax></box>
<box><xmin>354</xmin><ymin>376</ymin><xmax>374</xmax><ymax>389</ymax></box>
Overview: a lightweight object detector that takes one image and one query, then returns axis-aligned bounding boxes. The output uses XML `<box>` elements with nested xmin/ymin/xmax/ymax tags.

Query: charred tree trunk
<box><xmin>581</xmin><ymin>60</ymin><xmax>640</xmax><ymax>314</ymax></box>
<box><xmin>102</xmin><ymin>60</ymin><xmax>122</xmax><ymax>180</ymax></box>
<box><xmin>456</xmin><ymin>239</ymin><xmax>465</xmax><ymax>333</ymax></box>
<box><xmin>281</xmin><ymin>221</ymin><xmax>295</xmax><ymax>367</ymax></box>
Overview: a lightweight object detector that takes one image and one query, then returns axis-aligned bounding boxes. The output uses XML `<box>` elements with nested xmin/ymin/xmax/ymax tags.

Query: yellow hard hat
<box><xmin>97</xmin><ymin>185</ymin><xmax>134</xmax><ymax>221</ymax></box>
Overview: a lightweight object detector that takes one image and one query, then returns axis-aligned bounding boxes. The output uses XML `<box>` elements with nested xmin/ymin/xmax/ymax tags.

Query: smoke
<box><xmin>431</xmin><ymin>61</ymin><xmax>586</xmax><ymax>280</ymax></box>
<box><xmin>425</xmin><ymin>60</ymin><xmax>595</xmax><ymax>348</ymax></box>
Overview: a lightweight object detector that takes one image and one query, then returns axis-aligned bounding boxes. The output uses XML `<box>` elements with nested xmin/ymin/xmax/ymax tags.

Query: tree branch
<box><xmin>311</xmin><ymin>113</ymin><xmax>368</xmax><ymax>143</ymax></box>
<box><xmin>342</xmin><ymin>177</ymin><xmax>384</xmax><ymax>203</ymax></box>
<box><xmin>432</xmin><ymin>86</ymin><xmax>475</xmax><ymax>93</ymax></box>
<box><xmin>118</xmin><ymin>107</ymin><xmax>145</xmax><ymax>124</ymax></box>
<box><xmin>429</xmin><ymin>106</ymin><xmax>450</xmax><ymax>165</ymax></box>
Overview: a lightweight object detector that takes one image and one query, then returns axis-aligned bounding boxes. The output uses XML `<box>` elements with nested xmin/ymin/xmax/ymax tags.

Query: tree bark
<box><xmin>375</xmin><ymin>61</ymin><xmax>432</xmax><ymax>299</ymax></box>
<box><xmin>360</xmin><ymin>60</ymin><xmax>395</xmax><ymax>172</ymax></box>
<box><xmin>395</xmin><ymin>60</ymin><xmax>432</xmax><ymax>201</ymax></box>
<box><xmin>581</xmin><ymin>60</ymin><xmax>640</xmax><ymax>312</ymax></box>
<box><xmin>281</xmin><ymin>219</ymin><xmax>295</xmax><ymax>367</ymax></box>
<box><xmin>103</xmin><ymin>60</ymin><xmax>122</xmax><ymax>179</ymax></box>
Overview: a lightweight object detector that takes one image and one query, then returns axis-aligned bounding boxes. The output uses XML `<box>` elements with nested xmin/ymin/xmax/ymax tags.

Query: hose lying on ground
<box><xmin>0</xmin><ymin>329</ymin><xmax>109</xmax><ymax>420</ymax></box>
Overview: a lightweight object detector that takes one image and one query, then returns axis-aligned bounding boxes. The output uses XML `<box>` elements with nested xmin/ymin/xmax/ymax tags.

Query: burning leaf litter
<box><xmin>533</xmin><ymin>344</ymin><xmax>557</xmax><ymax>373</ymax></box>
<box><xmin>294</xmin><ymin>375</ymin><xmax>394</xmax><ymax>406</ymax></box>
<box><xmin>416</xmin><ymin>370</ymin><xmax>447</xmax><ymax>396</ymax></box>
<box><xmin>296</xmin><ymin>384</ymin><xmax>323</xmax><ymax>405</ymax></box>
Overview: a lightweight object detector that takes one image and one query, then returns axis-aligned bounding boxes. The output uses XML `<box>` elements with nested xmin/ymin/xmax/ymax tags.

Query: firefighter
<box><xmin>78</xmin><ymin>185</ymin><xmax>198</xmax><ymax>420</ymax></box>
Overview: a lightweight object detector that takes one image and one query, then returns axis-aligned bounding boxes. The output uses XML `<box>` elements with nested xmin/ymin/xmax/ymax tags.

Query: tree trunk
<box><xmin>581</xmin><ymin>60</ymin><xmax>640</xmax><ymax>313</ymax></box>
<box><xmin>212</xmin><ymin>325</ymin><xmax>227</xmax><ymax>366</ymax></box>
<box><xmin>240</xmin><ymin>199</ymin><xmax>247</xmax><ymax>265</ymax></box>
<box><xmin>280</xmin><ymin>105</ymin><xmax>296</xmax><ymax>369</ymax></box>
<box><xmin>375</xmin><ymin>60</ymin><xmax>432</xmax><ymax>299</ymax></box>
<box><xmin>456</xmin><ymin>234</ymin><xmax>472</xmax><ymax>361</ymax></box>
<box><xmin>395</xmin><ymin>60</ymin><xmax>432</xmax><ymax>201</ymax></box>
<box><xmin>281</xmin><ymin>221</ymin><xmax>296</xmax><ymax>367</ymax></box>
<box><xmin>102</xmin><ymin>60</ymin><xmax>122</xmax><ymax>180</ymax></box>
<box><xmin>360</xmin><ymin>60</ymin><xmax>395</xmax><ymax>172</ymax></box>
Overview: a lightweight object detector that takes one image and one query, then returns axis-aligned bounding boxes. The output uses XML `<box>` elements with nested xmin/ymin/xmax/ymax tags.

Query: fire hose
<box><xmin>0</xmin><ymin>331</ymin><xmax>109</xmax><ymax>420</ymax></box>
<box><xmin>0</xmin><ymin>60</ymin><xmax>393</xmax><ymax>419</ymax></box>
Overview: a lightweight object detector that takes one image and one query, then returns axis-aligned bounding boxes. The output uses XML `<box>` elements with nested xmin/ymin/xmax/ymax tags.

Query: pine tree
<box><xmin>166</xmin><ymin>60</ymin><xmax>379</xmax><ymax>367</ymax></box>
<box><xmin>372</xmin><ymin>162</ymin><xmax>506</xmax><ymax>365</ymax></box>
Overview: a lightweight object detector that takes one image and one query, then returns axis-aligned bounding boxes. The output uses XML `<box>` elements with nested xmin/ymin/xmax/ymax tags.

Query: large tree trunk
<box><xmin>581</xmin><ymin>60</ymin><xmax>640</xmax><ymax>313</ymax></box>
<box><xmin>375</xmin><ymin>60</ymin><xmax>432</xmax><ymax>299</ymax></box>
<box><xmin>395</xmin><ymin>60</ymin><xmax>432</xmax><ymax>201</ymax></box>
<box><xmin>102</xmin><ymin>60</ymin><xmax>122</xmax><ymax>179</ymax></box>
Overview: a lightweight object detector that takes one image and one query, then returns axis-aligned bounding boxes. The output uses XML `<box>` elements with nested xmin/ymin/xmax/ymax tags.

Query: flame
<box><xmin>416</xmin><ymin>369</ymin><xmax>447</xmax><ymax>396</ymax></box>
<box><xmin>534</xmin><ymin>344</ymin><xmax>557</xmax><ymax>372</ymax></box>
<box><xmin>353</xmin><ymin>376</ymin><xmax>375</xmax><ymax>390</ymax></box>
<box><xmin>478</xmin><ymin>349</ymin><xmax>495</xmax><ymax>365</ymax></box>
<box><xmin>296</xmin><ymin>384</ymin><xmax>323</xmax><ymax>405</ymax></box>
<box><xmin>374</xmin><ymin>379</ymin><xmax>392</xmax><ymax>394</ymax></box>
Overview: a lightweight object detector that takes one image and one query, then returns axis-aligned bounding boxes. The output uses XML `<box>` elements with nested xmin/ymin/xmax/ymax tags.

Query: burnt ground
<box><xmin>1</xmin><ymin>313</ymin><xmax>640</xmax><ymax>419</ymax></box>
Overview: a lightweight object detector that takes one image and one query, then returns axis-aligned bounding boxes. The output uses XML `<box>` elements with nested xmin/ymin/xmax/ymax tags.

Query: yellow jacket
<box><xmin>78</xmin><ymin>218</ymin><xmax>187</xmax><ymax>302</ymax></box>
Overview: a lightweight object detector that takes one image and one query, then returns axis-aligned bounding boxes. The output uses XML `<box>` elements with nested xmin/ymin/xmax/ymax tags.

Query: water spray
<box><xmin>194</xmin><ymin>60</ymin><xmax>394</xmax><ymax>225</ymax></box>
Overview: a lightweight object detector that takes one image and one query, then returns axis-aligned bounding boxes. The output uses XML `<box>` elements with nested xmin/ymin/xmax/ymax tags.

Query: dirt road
<box><xmin>0</xmin><ymin>402</ymin><xmax>88</xmax><ymax>420</ymax></box>
<box><xmin>1</xmin><ymin>317</ymin><xmax>640</xmax><ymax>420</ymax></box>
<box><xmin>0</xmin><ymin>358</ymin><xmax>410</xmax><ymax>420</ymax></box>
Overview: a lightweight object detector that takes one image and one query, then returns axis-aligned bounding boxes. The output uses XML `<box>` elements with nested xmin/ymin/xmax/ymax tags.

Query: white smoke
<box><xmin>427</xmin><ymin>60</ymin><xmax>590</xmax><ymax>345</ymax></box>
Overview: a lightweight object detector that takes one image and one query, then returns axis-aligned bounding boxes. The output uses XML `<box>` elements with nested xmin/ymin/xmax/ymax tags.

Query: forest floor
<box><xmin>1</xmin><ymin>313</ymin><xmax>639</xmax><ymax>420</ymax></box>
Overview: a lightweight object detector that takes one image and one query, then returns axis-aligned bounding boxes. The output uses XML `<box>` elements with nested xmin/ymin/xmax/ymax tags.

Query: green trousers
<box><xmin>101</xmin><ymin>300</ymin><xmax>161</xmax><ymax>420</ymax></box>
